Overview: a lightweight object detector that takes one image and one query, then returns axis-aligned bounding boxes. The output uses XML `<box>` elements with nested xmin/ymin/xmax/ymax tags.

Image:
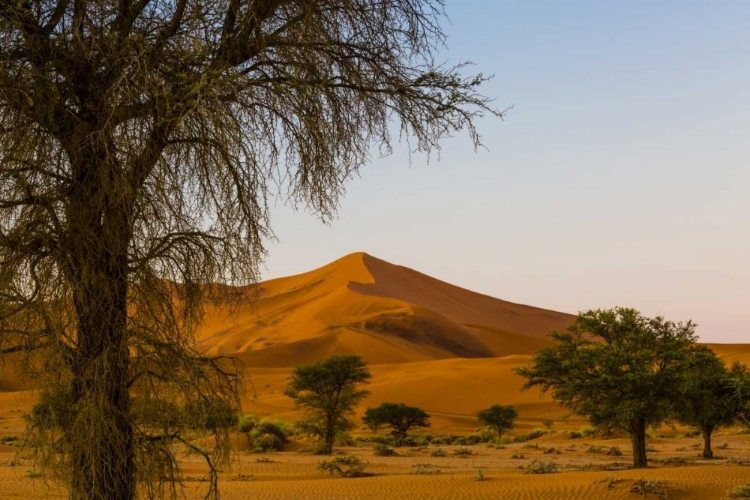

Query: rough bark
<box><xmin>630</xmin><ymin>419</ymin><xmax>648</xmax><ymax>468</ymax></box>
<box><xmin>702</xmin><ymin>425</ymin><xmax>714</xmax><ymax>459</ymax></box>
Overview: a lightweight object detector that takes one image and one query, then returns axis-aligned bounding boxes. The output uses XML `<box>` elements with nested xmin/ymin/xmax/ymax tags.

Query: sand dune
<box><xmin>198</xmin><ymin>253</ymin><xmax>573</xmax><ymax>367</ymax></box>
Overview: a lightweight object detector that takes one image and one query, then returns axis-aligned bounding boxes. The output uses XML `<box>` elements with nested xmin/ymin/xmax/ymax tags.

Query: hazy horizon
<box><xmin>258</xmin><ymin>1</ymin><xmax>749</xmax><ymax>344</ymax></box>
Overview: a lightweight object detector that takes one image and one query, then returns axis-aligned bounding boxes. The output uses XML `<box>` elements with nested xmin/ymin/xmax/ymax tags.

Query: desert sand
<box><xmin>1</xmin><ymin>252</ymin><xmax>749</xmax><ymax>498</ymax></box>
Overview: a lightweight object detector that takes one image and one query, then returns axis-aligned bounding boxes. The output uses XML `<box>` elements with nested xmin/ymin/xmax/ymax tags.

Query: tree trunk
<box><xmin>324</xmin><ymin>418</ymin><xmax>335</xmax><ymax>455</ymax></box>
<box><xmin>67</xmin><ymin>184</ymin><xmax>135</xmax><ymax>500</ymax></box>
<box><xmin>630</xmin><ymin>419</ymin><xmax>648</xmax><ymax>468</ymax></box>
<box><xmin>702</xmin><ymin>425</ymin><xmax>714</xmax><ymax>459</ymax></box>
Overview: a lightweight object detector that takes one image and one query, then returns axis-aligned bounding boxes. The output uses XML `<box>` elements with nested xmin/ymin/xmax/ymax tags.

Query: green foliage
<box><xmin>362</xmin><ymin>403</ymin><xmax>430</xmax><ymax>439</ymax></box>
<box><xmin>524</xmin><ymin>459</ymin><xmax>558</xmax><ymax>474</ymax></box>
<box><xmin>373</xmin><ymin>444</ymin><xmax>396</xmax><ymax>456</ymax></box>
<box><xmin>673</xmin><ymin>354</ymin><xmax>750</xmax><ymax>458</ymax></box>
<box><xmin>477</xmin><ymin>405</ymin><xmax>517</xmax><ymax>439</ymax></box>
<box><xmin>246</xmin><ymin>421</ymin><xmax>288</xmax><ymax>452</ymax></box>
<box><xmin>430</xmin><ymin>448</ymin><xmax>447</xmax><ymax>457</ymax></box>
<box><xmin>515</xmin><ymin>307</ymin><xmax>701</xmax><ymax>468</ymax></box>
<box><xmin>607</xmin><ymin>446</ymin><xmax>623</xmax><ymax>456</ymax></box>
<box><xmin>729</xmin><ymin>484</ymin><xmax>750</xmax><ymax>498</ymax></box>
<box><xmin>510</xmin><ymin>450</ymin><xmax>525</xmax><ymax>459</ymax></box>
<box><xmin>182</xmin><ymin>398</ymin><xmax>239</xmax><ymax>431</ymax></box>
<box><xmin>453</xmin><ymin>447</ymin><xmax>473</xmax><ymax>457</ymax></box>
<box><xmin>512</xmin><ymin>429</ymin><xmax>547</xmax><ymax>443</ymax></box>
<box><xmin>316</xmin><ymin>455</ymin><xmax>368</xmax><ymax>478</ymax></box>
<box><xmin>285</xmin><ymin>355</ymin><xmax>371</xmax><ymax>455</ymax></box>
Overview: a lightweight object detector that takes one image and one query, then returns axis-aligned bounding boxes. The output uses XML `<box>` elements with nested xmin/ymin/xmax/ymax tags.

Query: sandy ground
<box><xmin>2</xmin><ymin>434</ymin><xmax>750</xmax><ymax>499</ymax></box>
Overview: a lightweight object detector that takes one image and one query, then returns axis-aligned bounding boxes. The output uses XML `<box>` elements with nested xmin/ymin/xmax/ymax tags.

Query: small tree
<box><xmin>477</xmin><ymin>405</ymin><xmax>517</xmax><ymax>439</ymax></box>
<box><xmin>362</xmin><ymin>409</ymin><xmax>383</xmax><ymax>434</ymax></box>
<box><xmin>362</xmin><ymin>403</ymin><xmax>430</xmax><ymax>440</ymax></box>
<box><xmin>675</xmin><ymin>355</ymin><xmax>750</xmax><ymax>459</ymax></box>
<box><xmin>515</xmin><ymin>307</ymin><xmax>701</xmax><ymax>468</ymax></box>
<box><xmin>284</xmin><ymin>355</ymin><xmax>371</xmax><ymax>454</ymax></box>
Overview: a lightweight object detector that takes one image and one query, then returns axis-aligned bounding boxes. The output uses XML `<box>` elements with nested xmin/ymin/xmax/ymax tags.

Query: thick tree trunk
<box><xmin>702</xmin><ymin>425</ymin><xmax>714</xmax><ymax>459</ymax></box>
<box><xmin>324</xmin><ymin>418</ymin><xmax>335</xmax><ymax>455</ymax></box>
<box><xmin>630</xmin><ymin>419</ymin><xmax>648</xmax><ymax>468</ymax></box>
<box><xmin>67</xmin><ymin>183</ymin><xmax>135</xmax><ymax>499</ymax></box>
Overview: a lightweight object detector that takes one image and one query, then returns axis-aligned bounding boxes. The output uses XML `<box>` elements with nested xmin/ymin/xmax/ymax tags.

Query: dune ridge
<box><xmin>196</xmin><ymin>252</ymin><xmax>575</xmax><ymax>367</ymax></box>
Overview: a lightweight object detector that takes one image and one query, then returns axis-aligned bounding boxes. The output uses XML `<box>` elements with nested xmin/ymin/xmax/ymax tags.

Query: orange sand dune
<box><xmin>198</xmin><ymin>253</ymin><xmax>574</xmax><ymax>367</ymax></box>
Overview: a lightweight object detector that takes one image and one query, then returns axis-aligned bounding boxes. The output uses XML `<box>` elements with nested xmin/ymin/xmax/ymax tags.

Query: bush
<box><xmin>579</xmin><ymin>426</ymin><xmax>597</xmax><ymax>438</ymax></box>
<box><xmin>510</xmin><ymin>450</ymin><xmax>525</xmax><ymax>459</ymax></box>
<box><xmin>524</xmin><ymin>459</ymin><xmax>558</xmax><ymax>474</ymax></box>
<box><xmin>513</xmin><ymin>430</ymin><xmax>546</xmax><ymax>443</ymax></box>
<box><xmin>430</xmin><ymin>448</ymin><xmax>447</xmax><ymax>457</ymax></box>
<box><xmin>237</xmin><ymin>414</ymin><xmax>259</xmax><ymax>433</ymax></box>
<box><xmin>247</xmin><ymin>420</ymin><xmax>288</xmax><ymax>452</ymax></box>
<box><xmin>586</xmin><ymin>445</ymin><xmax>603</xmax><ymax>453</ymax></box>
<box><xmin>373</xmin><ymin>444</ymin><xmax>396</xmax><ymax>456</ymax></box>
<box><xmin>629</xmin><ymin>479</ymin><xmax>667</xmax><ymax>499</ymax></box>
<box><xmin>543</xmin><ymin>447</ymin><xmax>560</xmax><ymax>455</ymax></box>
<box><xmin>317</xmin><ymin>455</ymin><xmax>368</xmax><ymax>478</ymax></box>
<box><xmin>412</xmin><ymin>462</ymin><xmax>441</xmax><ymax>475</ymax></box>
<box><xmin>356</xmin><ymin>434</ymin><xmax>396</xmax><ymax>446</ymax></box>
<box><xmin>606</xmin><ymin>446</ymin><xmax>622</xmax><ymax>456</ymax></box>
<box><xmin>453</xmin><ymin>447</ymin><xmax>473</xmax><ymax>457</ymax></box>
<box><xmin>298</xmin><ymin>443</ymin><xmax>330</xmax><ymax>455</ymax></box>
<box><xmin>565</xmin><ymin>430</ymin><xmax>583</xmax><ymax>439</ymax></box>
<box><xmin>729</xmin><ymin>484</ymin><xmax>750</xmax><ymax>498</ymax></box>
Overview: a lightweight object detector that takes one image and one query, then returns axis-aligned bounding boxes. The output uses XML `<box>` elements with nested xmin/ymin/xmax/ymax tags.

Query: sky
<box><xmin>261</xmin><ymin>1</ymin><xmax>750</xmax><ymax>343</ymax></box>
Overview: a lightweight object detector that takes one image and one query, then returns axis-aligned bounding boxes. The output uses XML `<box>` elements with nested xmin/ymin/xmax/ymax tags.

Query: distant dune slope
<box><xmin>196</xmin><ymin>252</ymin><xmax>574</xmax><ymax>367</ymax></box>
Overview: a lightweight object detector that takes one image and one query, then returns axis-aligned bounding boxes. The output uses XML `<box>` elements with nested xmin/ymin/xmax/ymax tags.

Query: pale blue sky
<box><xmin>262</xmin><ymin>1</ymin><xmax>750</xmax><ymax>343</ymax></box>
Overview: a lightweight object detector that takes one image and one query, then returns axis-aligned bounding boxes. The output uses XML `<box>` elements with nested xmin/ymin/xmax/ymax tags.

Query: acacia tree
<box><xmin>284</xmin><ymin>355</ymin><xmax>371</xmax><ymax>454</ymax></box>
<box><xmin>515</xmin><ymin>307</ymin><xmax>702</xmax><ymax>468</ymax></box>
<box><xmin>0</xmin><ymin>1</ymin><xmax>498</xmax><ymax>498</ymax></box>
<box><xmin>477</xmin><ymin>404</ymin><xmax>517</xmax><ymax>439</ymax></box>
<box><xmin>674</xmin><ymin>355</ymin><xmax>750</xmax><ymax>459</ymax></box>
<box><xmin>362</xmin><ymin>402</ymin><xmax>430</xmax><ymax>440</ymax></box>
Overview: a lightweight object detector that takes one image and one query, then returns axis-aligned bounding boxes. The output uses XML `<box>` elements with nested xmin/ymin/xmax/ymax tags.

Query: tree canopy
<box><xmin>515</xmin><ymin>307</ymin><xmax>703</xmax><ymax>468</ymax></box>
<box><xmin>674</xmin><ymin>354</ymin><xmax>750</xmax><ymax>458</ymax></box>
<box><xmin>477</xmin><ymin>404</ymin><xmax>517</xmax><ymax>439</ymax></box>
<box><xmin>284</xmin><ymin>355</ymin><xmax>371</xmax><ymax>454</ymax></box>
<box><xmin>362</xmin><ymin>402</ymin><xmax>430</xmax><ymax>439</ymax></box>
<box><xmin>0</xmin><ymin>1</ymin><xmax>497</xmax><ymax>498</ymax></box>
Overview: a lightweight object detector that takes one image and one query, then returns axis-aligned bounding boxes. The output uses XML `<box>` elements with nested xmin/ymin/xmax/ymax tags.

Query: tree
<box><xmin>284</xmin><ymin>355</ymin><xmax>371</xmax><ymax>454</ymax></box>
<box><xmin>362</xmin><ymin>403</ymin><xmax>430</xmax><ymax>440</ymax></box>
<box><xmin>477</xmin><ymin>404</ymin><xmax>517</xmax><ymax>439</ymax></box>
<box><xmin>674</xmin><ymin>355</ymin><xmax>750</xmax><ymax>459</ymax></box>
<box><xmin>0</xmin><ymin>1</ymin><xmax>498</xmax><ymax>498</ymax></box>
<box><xmin>515</xmin><ymin>307</ymin><xmax>702</xmax><ymax>468</ymax></box>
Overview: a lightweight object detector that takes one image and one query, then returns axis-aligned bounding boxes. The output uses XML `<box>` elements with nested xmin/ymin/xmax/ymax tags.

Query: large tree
<box><xmin>477</xmin><ymin>404</ymin><xmax>517</xmax><ymax>439</ymax></box>
<box><xmin>674</xmin><ymin>355</ymin><xmax>750</xmax><ymax>459</ymax></box>
<box><xmin>0</xmin><ymin>1</ymin><xmax>498</xmax><ymax>498</ymax></box>
<box><xmin>515</xmin><ymin>307</ymin><xmax>702</xmax><ymax>468</ymax></box>
<box><xmin>284</xmin><ymin>355</ymin><xmax>371</xmax><ymax>454</ymax></box>
<box><xmin>362</xmin><ymin>402</ymin><xmax>430</xmax><ymax>440</ymax></box>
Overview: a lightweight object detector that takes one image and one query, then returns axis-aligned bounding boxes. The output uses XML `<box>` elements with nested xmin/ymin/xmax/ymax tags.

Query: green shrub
<box><xmin>513</xmin><ymin>429</ymin><xmax>546</xmax><ymax>443</ymax></box>
<box><xmin>453</xmin><ymin>447</ymin><xmax>473</xmax><ymax>457</ymax></box>
<box><xmin>565</xmin><ymin>430</ymin><xmax>582</xmax><ymax>439</ymax></box>
<box><xmin>317</xmin><ymin>455</ymin><xmax>368</xmax><ymax>478</ymax></box>
<box><xmin>373</xmin><ymin>444</ymin><xmax>396</xmax><ymax>456</ymax></box>
<box><xmin>524</xmin><ymin>459</ymin><xmax>558</xmax><ymax>474</ymax></box>
<box><xmin>579</xmin><ymin>426</ymin><xmax>597</xmax><ymax>438</ymax></box>
<box><xmin>729</xmin><ymin>484</ymin><xmax>750</xmax><ymax>498</ymax></box>
<box><xmin>430</xmin><ymin>448</ymin><xmax>447</xmax><ymax>457</ymax></box>
<box><xmin>606</xmin><ymin>446</ymin><xmax>622</xmax><ymax>456</ymax></box>
<box><xmin>247</xmin><ymin>420</ymin><xmax>288</xmax><ymax>452</ymax></box>
<box><xmin>237</xmin><ymin>414</ymin><xmax>259</xmax><ymax>433</ymax></box>
<box><xmin>510</xmin><ymin>450</ymin><xmax>524</xmax><ymax>459</ymax></box>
